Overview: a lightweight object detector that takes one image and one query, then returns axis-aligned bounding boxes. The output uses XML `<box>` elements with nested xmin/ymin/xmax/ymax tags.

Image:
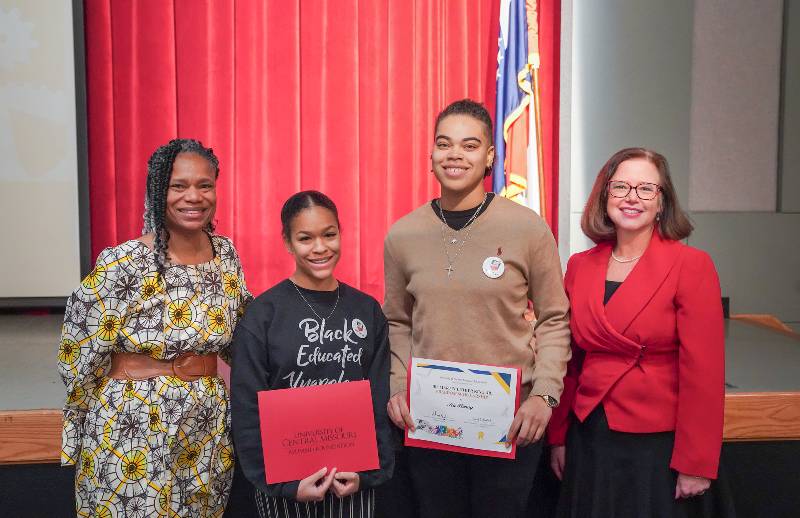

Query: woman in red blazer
<box><xmin>548</xmin><ymin>148</ymin><xmax>730</xmax><ymax>517</ymax></box>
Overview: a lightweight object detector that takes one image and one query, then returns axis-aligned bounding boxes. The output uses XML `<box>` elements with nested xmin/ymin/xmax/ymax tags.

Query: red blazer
<box><xmin>548</xmin><ymin>231</ymin><xmax>724</xmax><ymax>479</ymax></box>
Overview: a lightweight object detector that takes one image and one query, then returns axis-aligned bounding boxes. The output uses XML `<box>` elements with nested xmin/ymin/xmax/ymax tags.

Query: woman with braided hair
<box><xmin>59</xmin><ymin>139</ymin><xmax>252</xmax><ymax>517</ymax></box>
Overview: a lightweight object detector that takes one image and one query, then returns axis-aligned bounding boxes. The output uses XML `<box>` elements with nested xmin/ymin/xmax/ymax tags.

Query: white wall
<box><xmin>565</xmin><ymin>0</ymin><xmax>694</xmax><ymax>256</ymax></box>
<box><xmin>562</xmin><ymin>0</ymin><xmax>800</xmax><ymax>326</ymax></box>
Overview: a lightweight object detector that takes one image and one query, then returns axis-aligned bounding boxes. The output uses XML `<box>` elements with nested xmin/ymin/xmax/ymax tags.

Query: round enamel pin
<box><xmin>482</xmin><ymin>256</ymin><xmax>505</xmax><ymax>279</ymax></box>
<box><xmin>352</xmin><ymin>318</ymin><xmax>368</xmax><ymax>338</ymax></box>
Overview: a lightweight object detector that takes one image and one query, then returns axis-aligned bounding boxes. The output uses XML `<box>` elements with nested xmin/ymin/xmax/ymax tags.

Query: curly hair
<box><xmin>143</xmin><ymin>138</ymin><xmax>220</xmax><ymax>272</ymax></box>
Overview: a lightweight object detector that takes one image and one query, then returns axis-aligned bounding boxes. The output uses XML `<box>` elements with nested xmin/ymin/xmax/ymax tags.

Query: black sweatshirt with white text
<box><xmin>230</xmin><ymin>279</ymin><xmax>394</xmax><ymax>498</ymax></box>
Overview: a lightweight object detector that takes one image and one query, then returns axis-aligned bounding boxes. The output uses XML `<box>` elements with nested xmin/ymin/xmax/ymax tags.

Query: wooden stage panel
<box><xmin>0</xmin><ymin>409</ymin><xmax>61</xmax><ymax>464</ymax></box>
<box><xmin>724</xmin><ymin>392</ymin><xmax>800</xmax><ymax>441</ymax></box>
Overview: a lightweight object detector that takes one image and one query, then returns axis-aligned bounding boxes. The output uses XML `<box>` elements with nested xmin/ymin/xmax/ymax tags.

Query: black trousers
<box><xmin>406</xmin><ymin>442</ymin><xmax>543</xmax><ymax>518</ymax></box>
<box><xmin>375</xmin><ymin>444</ymin><xmax>420</xmax><ymax>518</ymax></box>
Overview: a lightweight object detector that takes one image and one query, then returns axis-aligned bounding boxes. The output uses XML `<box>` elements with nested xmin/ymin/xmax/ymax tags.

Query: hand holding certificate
<box><xmin>405</xmin><ymin>357</ymin><xmax>521</xmax><ymax>459</ymax></box>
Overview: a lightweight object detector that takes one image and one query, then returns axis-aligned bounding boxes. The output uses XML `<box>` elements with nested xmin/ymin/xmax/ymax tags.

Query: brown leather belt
<box><xmin>108</xmin><ymin>352</ymin><xmax>218</xmax><ymax>382</ymax></box>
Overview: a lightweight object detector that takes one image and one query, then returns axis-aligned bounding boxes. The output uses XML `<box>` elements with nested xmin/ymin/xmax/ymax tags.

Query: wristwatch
<box><xmin>537</xmin><ymin>394</ymin><xmax>558</xmax><ymax>408</ymax></box>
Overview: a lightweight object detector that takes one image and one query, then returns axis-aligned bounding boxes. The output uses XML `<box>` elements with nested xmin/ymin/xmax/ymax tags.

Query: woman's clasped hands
<box><xmin>296</xmin><ymin>467</ymin><xmax>361</xmax><ymax>502</ymax></box>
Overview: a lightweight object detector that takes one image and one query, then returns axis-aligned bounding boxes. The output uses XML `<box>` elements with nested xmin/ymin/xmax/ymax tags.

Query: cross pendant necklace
<box><xmin>438</xmin><ymin>193</ymin><xmax>487</xmax><ymax>280</ymax></box>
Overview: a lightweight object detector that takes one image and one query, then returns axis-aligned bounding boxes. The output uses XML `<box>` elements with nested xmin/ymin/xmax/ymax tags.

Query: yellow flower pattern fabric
<box><xmin>58</xmin><ymin>235</ymin><xmax>252</xmax><ymax>518</ymax></box>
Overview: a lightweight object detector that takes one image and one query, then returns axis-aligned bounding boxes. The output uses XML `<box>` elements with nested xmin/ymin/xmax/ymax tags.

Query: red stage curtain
<box><xmin>538</xmin><ymin>0</ymin><xmax>560</xmax><ymax>238</ymax></box>
<box><xmin>84</xmin><ymin>0</ymin><xmax>560</xmax><ymax>301</ymax></box>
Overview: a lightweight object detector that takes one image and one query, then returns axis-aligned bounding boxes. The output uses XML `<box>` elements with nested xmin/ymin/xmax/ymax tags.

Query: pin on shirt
<box><xmin>352</xmin><ymin>318</ymin><xmax>368</xmax><ymax>339</ymax></box>
<box><xmin>482</xmin><ymin>247</ymin><xmax>505</xmax><ymax>279</ymax></box>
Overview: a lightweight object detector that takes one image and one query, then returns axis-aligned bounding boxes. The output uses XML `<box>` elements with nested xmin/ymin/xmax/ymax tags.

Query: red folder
<box><xmin>258</xmin><ymin>380</ymin><xmax>380</xmax><ymax>484</ymax></box>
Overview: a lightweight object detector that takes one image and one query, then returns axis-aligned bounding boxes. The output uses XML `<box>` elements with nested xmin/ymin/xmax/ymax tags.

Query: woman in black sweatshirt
<box><xmin>230</xmin><ymin>191</ymin><xmax>394</xmax><ymax>518</ymax></box>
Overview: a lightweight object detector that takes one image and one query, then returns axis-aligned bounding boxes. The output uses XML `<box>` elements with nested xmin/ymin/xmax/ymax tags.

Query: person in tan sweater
<box><xmin>381</xmin><ymin>99</ymin><xmax>571</xmax><ymax>518</ymax></box>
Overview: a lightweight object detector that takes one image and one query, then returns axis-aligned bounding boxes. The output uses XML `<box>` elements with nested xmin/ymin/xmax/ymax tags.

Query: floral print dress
<box><xmin>58</xmin><ymin>235</ymin><xmax>252</xmax><ymax>518</ymax></box>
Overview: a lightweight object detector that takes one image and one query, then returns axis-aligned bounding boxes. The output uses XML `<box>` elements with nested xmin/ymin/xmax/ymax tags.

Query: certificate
<box><xmin>258</xmin><ymin>380</ymin><xmax>380</xmax><ymax>484</ymax></box>
<box><xmin>405</xmin><ymin>357</ymin><xmax>520</xmax><ymax>459</ymax></box>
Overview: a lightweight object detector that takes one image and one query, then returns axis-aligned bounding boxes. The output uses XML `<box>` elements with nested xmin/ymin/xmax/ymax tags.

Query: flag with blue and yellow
<box><xmin>492</xmin><ymin>0</ymin><xmax>546</xmax><ymax>218</ymax></box>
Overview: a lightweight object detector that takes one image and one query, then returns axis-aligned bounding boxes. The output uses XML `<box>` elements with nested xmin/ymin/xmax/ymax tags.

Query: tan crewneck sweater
<box><xmin>383</xmin><ymin>195</ymin><xmax>571</xmax><ymax>401</ymax></box>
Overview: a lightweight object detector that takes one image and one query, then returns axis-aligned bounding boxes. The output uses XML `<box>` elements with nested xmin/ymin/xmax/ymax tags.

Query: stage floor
<box><xmin>0</xmin><ymin>314</ymin><xmax>64</xmax><ymax>410</ymax></box>
<box><xmin>0</xmin><ymin>313</ymin><xmax>797</xmax><ymax>412</ymax></box>
<box><xmin>724</xmin><ymin>318</ymin><xmax>800</xmax><ymax>392</ymax></box>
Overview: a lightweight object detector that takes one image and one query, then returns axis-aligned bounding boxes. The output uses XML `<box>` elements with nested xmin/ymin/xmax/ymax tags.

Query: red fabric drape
<box><xmin>537</xmin><ymin>0</ymin><xmax>560</xmax><ymax>238</ymax></box>
<box><xmin>84</xmin><ymin>0</ymin><xmax>561</xmax><ymax>301</ymax></box>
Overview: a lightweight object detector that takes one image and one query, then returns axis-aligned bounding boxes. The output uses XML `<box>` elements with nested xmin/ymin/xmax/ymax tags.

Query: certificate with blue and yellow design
<box><xmin>405</xmin><ymin>357</ymin><xmax>520</xmax><ymax>458</ymax></box>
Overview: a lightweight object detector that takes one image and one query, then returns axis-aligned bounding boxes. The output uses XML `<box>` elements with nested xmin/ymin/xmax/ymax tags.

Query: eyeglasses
<box><xmin>607</xmin><ymin>180</ymin><xmax>661</xmax><ymax>200</ymax></box>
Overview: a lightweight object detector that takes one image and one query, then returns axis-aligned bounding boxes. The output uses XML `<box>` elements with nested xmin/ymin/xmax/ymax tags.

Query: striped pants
<box><xmin>254</xmin><ymin>489</ymin><xmax>375</xmax><ymax>518</ymax></box>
